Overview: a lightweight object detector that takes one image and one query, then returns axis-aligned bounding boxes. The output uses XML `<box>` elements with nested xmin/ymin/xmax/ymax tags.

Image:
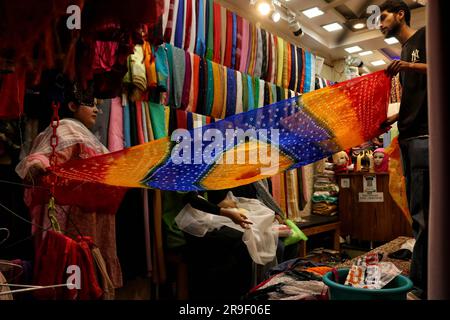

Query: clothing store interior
<box><xmin>1</xmin><ymin>0</ymin><xmax>449</xmax><ymax>302</ymax></box>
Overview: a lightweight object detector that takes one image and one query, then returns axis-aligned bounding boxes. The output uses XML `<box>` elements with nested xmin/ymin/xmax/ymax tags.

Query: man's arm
<box><xmin>386</xmin><ymin>60</ymin><xmax>427</xmax><ymax>77</ymax></box>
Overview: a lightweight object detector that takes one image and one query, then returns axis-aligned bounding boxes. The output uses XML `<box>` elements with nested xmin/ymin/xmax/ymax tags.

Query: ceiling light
<box><xmin>272</xmin><ymin>11</ymin><xmax>281</xmax><ymax>23</ymax></box>
<box><xmin>385</xmin><ymin>37</ymin><xmax>399</xmax><ymax>45</ymax></box>
<box><xmin>323</xmin><ymin>23</ymin><xmax>343</xmax><ymax>32</ymax></box>
<box><xmin>353</xmin><ymin>23</ymin><xmax>365</xmax><ymax>30</ymax></box>
<box><xmin>302</xmin><ymin>7</ymin><xmax>324</xmax><ymax>18</ymax></box>
<box><xmin>359</xmin><ymin>51</ymin><xmax>374</xmax><ymax>56</ymax></box>
<box><xmin>371</xmin><ymin>60</ymin><xmax>386</xmax><ymax>66</ymax></box>
<box><xmin>257</xmin><ymin>2</ymin><xmax>271</xmax><ymax>16</ymax></box>
<box><xmin>345</xmin><ymin>46</ymin><xmax>363</xmax><ymax>54</ymax></box>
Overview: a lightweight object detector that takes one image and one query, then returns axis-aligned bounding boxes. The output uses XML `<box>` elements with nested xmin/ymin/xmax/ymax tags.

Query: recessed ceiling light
<box><xmin>345</xmin><ymin>46</ymin><xmax>363</xmax><ymax>53</ymax></box>
<box><xmin>323</xmin><ymin>23</ymin><xmax>343</xmax><ymax>32</ymax></box>
<box><xmin>385</xmin><ymin>37</ymin><xmax>399</xmax><ymax>45</ymax></box>
<box><xmin>371</xmin><ymin>60</ymin><xmax>386</xmax><ymax>66</ymax></box>
<box><xmin>302</xmin><ymin>7</ymin><xmax>324</xmax><ymax>18</ymax></box>
<box><xmin>359</xmin><ymin>51</ymin><xmax>374</xmax><ymax>56</ymax></box>
<box><xmin>257</xmin><ymin>2</ymin><xmax>271</xmax><ymax>16</ymax></box>
<box><xmin>353</xmin><ymin>23</ymin><xmax>365</xmax><ymax>30</ymax></box>
<box><xmin>272</xmin><ymin>11</ymin><xmax>281</xmax><ymax>23</ymax></box>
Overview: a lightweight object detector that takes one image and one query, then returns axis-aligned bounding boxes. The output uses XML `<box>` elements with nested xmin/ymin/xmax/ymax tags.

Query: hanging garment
<box><xmin>190</xmin><ymin>54</ymin><xmax>200</xmax><ymax>113</ymax></box>
<box><xmin>221</xmin><ymin>65</ymin><xmax>228</xmax><ymax>119</ymax></box>
<box><xmin>141</xmin><ymin>102</ymin><xmax>149</xmax><ymax>143</ymax></box>
<box><xmin>240</xmin><ymin>19</ymin><xmax>250</xmax><ymax>73</ymax></box>
<box><xmin>92</xmin><ymin>98</ymin><xmax>111</xmax><ymax>146</ymax></box>
<box><xmin>231</xmin><ymin>12</ymin><xmax>237</xmax><ymax>69</ymax></box>
<box><xmin>129</xmin><ymin>101</ymin><xmax>138</xmax><ymax>146</ymax></box>
<box><xmin>174</xmin><ymin>0</ymin><xmax>185</xmax><ymax>48</ymax></box>
<box><xmin>276</xmin><ymin>37</ymin><xmax>284</xmax><ymax>87</ymax></box>
<box><xmin>260</xmin><ymin>29</ymin><xmax>268</xmax><ymax>80</ymax></box>
<box><xmin>211</xmin><ymin>62</ymin><xmax>224</xmax><ymax>118</ymax></box>
<box><xmin>247</xmin><ymin>24</ymin><xmax>256</xmax><ymax>76</ymax></box>
<box><xmin>122</xmin><ymin>95</ymin><xmax>131</xmax><ymax>148</ymax></box>
<box><xmin>0</xmin><ymin>66</ymin><xmax>25</xmax><ymax>119</ymax></box>
<box><xmin>235</xmin><ymin>70</ymin><xmax>243</xmax><ymax>114</ymax></box>
<box><xmin>123</xmin><ymin>45</ymin><xmax>147</xmax><ymax>93</ymax></box>
<box><xmin>289</xmin><ymin>44</ymin><xmax>296</xmax><ymax>91</ymax></box>
<box><xmin>53</xmin><ymin>72</ymin><xmax>391</xmax><ymax>192</ymax></box>
<box><xmin>171</xmin><ymin>45</ymin><xmax>186</xmax><ymax>108</ymax></box>
<box><xmin>246</xmin><ymin>74</ymin><xmax>254</xmax><ymax>111</ymax></box>
<box><xmin>205</xmin><ymin>59</ymin><xmax>214</xmax><ymax>115</ymax></box>
<box><xmin>283</xmin><ymin>41</ymin><xmax>290</xmax><ymax>90</ymax></box>
<box><xmin>226</xmin><ymin>69</ymin><xmax>237</xmax><ymax>117</ymax></box>
<box><xmin>143</xmin><ymin>42</ymin><xmax>158</xmax><ymax>89</ymax></box>
<box><xmin>155</xmin><ymin>45</ymin><xmax>169</xmax><ymax>93</ymax></box>
<box><xmin>184</xmin><ymin>0</ymin><xmax>193</xmax><ymax>51</ymax></box>
<box><xmin>149</xmin><ymin>102</ymin><xmax>167</xmax><ymax>139</ymax></box>
<box><xmin>235</xmin><ymin>15</ymin><xmax>243</xmax><ymax>71</ymax></box>
<box><xmin>258</xmin><ymin>79</ymin><xmax>265</xmax><ymax>108</ymax></box>
<box><xmin>205</xmin><ymin>0</ymin><xmax>214</xmax><ymax>60</ymax></box>
<box><xmin>196</xmin><ymin>57</ymin><xmax>206</xmax><ymax>115</ymax></box>
<box><xmin>224</xmin><ymin>10</ymin><xmax>233</xmax><ymax>68</ymax></box>
<box><xmin>253</xmin><ymin>27</ymin><xmax>263</xmax><ymax>78</ymax></box>
<box><xmin>195</xmin><ymin>0</ymin><xmax>206</xmax><ymax>56</ymax></box>
<box><xmin>181</xmin><ymin>51</ymin><xmax>192</xmax><ymax>110</ymax></box>
<box><xmin>212</xmin><ymin>2</ymin><xmax>222</xmax><ymax>63</ymax></box>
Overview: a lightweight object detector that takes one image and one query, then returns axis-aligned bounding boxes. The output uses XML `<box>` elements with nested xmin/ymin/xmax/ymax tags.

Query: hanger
<box><xmin>0</xmin><ymin>283</ymin><xmax>69</xmax><ymax>296</ymax></box>
<box><xmin>0</xmin><ymin>228</ymin><xmax>10</xmax><ymax>246</ymax></box>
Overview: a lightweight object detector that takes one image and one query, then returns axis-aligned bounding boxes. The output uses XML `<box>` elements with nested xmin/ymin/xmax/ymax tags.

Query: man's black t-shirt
<box><xmin>399</xmin><ymin>27</ymin><xmax>428</xmax><ymax>140</ymax></box>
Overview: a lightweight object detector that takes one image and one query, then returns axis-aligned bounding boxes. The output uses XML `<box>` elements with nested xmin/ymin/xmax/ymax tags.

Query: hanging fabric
<box><xmin>53</xmin><ymin>71</ymin><xmax>391</xmax><ymax>191</ymax></box>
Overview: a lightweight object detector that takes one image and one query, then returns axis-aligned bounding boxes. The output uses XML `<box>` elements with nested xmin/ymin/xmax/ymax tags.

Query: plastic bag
<box><xmin>175</xmin><ymin>192</ymin><xmax>278</xmax><ymax>265</ymax></box>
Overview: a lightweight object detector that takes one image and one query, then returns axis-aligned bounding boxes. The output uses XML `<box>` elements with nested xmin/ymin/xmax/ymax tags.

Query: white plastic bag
<box><xmin>175</xmin><ymin>192</ymin><xmax>278</xmax><ymax>265</ymax></box>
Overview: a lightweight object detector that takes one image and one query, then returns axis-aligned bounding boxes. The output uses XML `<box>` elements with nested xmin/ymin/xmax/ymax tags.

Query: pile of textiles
<box><xmin>33</xmin><ymin>230</ymin><xmax>114</xmax><ymax>300</ymax></box>
<box><xmin>246</xmin><ymin>258</ymin><xmax>332</xmax><ymax>301</ymax></box>
<box><xmin>312</xmin><ymin>162</ymin><xmax>339</xmax><ymax>217</ymax></box>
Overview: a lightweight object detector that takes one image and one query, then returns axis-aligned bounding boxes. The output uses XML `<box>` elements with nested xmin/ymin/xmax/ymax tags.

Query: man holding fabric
<box><xmin>379</xmin><ymin>0</ymin><xmax>429</xmax><ymax>299</ymax></box>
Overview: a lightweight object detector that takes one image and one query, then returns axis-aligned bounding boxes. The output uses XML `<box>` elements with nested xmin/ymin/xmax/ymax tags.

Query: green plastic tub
<box><xmin>322</xmin><ymin>268</ymin><xmax>413</xmax><ymax>300</ymax></box>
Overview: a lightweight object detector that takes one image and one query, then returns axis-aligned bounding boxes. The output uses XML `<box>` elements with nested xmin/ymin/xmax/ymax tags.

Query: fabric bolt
<box><xmin>226</xmin><ymin>68</ymin><xmax>237</xmax><ymax>117</ymax></box>
<box><xmin>283</xmin><ymin>42</ymin><xmax>290</xmax><ymax>90</ymax></box>
<box><xmin>293</xmin><ymin>46</ymin><xmax>299</xmax><ymax>92</ymax></box>
<box><xmin>205</xmin><ymin>59</ymin><xmax>214</xmax><ymax>115</ymax></box>
<box><xmin>247</xmin><ymin>24</ymin><xmax>256</xmax><ymax>76</ymax></box>
<box><xmin>260</xmin><ymin>29</ymin><xmax>268</xmax><ymax>80</ymax></box>
<box><xmin>184</xmin><ymin>0</ymin><xmax>193</xmax><ymax>51</ymax></box>
<box><xmin>191</xmin><ymin>54</ymin><xmax>200</xmax><ymax>113</ymax></box>
<box><xmin>221</xmin><ymin>65</ymin><xmax>228</xmax><ymax>119</ymax></box>
<box><xmin>240</xmin><ymin>19</ymin><xmax>250</xmax><ymax>73</ymax></box>
<box><xmin>108</xmin><ymin>97</ymin><xmax>124</xmax><ymax>152</ymax></box>
<box><xmin>271</xmin><ymin>35</ymin><xmax>277</xmax><ymax>84</ymax></box>
<box><xmin>304</xmin><ymin>51</ymin><xmax>311</xmax><ymax>93</ymax></box>
<box><xmin>162</xmin><ymin>0</ymin><xmax>170</xmax><ymax>38</ymax></box>
<box><xmin>289</xmin><ymin>44</ymin><xmax>296</xmax><ymax>91</ymax></box>
<box><xmin>141</xmin><ymin>102</ymin><xmax>149</xmax><ymax>143</ymax></box>
<box><xmin>276</xmin><ymin>37</ymin><xmax>284</xmax><ymax>87</ymax></box>
<box><xmin>253</xmin><ymin>77</ymin><xmax>259</xmax><ymax>109</ymax></box>
<box><xmin>253</xmin><ymin>27</ymin><xmax>263</xmax><ymax>78</ymax></box>
<box><xmin>235</xmin><ymin>70</ymin><xmax>243</xmax><ymax>114</ymax></box>
<box><xmin>149</xmin><ymin>102</ymin><xmax>167</xmax><ymax>139</ymax></box>
<box><xmin>247</xmin><ymin>75</ymin><xmax>255</xmax><ymax>111</ymax></box>
<box><xmin>196</xmin><ymin>57</ymin><xmax>206</xmax><ymax>115</ymax></box>
<box><xmin>235</xmin><ymin>15</ymin><xmax>243</xmax><ymax>71</ymax></box>
<box><xmin>174</xmin><ymin>0</ymin><xmax>184</xmax><ymax>48</ymax></box>
<box><xmin>205</xmin><ymin>0</ymin><xmax>214</xmax><ymax>60</ymax></box>
<box><xmin>135</xmin><ymin>101</ymin><xmax>145</xmax><ymax>145</ymax></box>
<box><xmin>297</xmin><ymin>47</ymin><xmax>305</xmax><ymax>93</ymax></box>
<box><xmin>212</xmin><ymin>2</ymin><xmax>222</xmax><ymax>63</ymax></box>
<box><xmin>211</xmin><ymin>62</ymin><xmax>224</xmax><ymax>118</ymax></box>
<box><xmin>143</xmin><ymin>42</ymin><xmax>157</xmax><ymax>89</ymax></box>
<box><xmin>163</xmin><ymin>0</ymin><xmax>176</xmax><ymax>44</ymax></box>
<box><xmin>231</xmin><ymin>12</ymin><xmax>237</xmax><ymax>69</ymax></box>
<box><xmin>258</xmin><ymin>79</ymin><xmax>265</xmax><ymax>108</ymax></box>
<box><xmin>181</xmin><ymin>51</ymin><xmax>192</xmax><ymax>110</ymax></box>
<box><xmin>224</xmin><ymin>10</ymin><xmax>233</xmax><ymax>68</ymax></box>
<box><xmin>195</xmin><ymin>0</ymin><xmax>206</xmax><ymax>56</ymax></box>
<box><xmin>155</xmin><ymin>45</ymin><xmax>169</xmax><ymax>92</ymax></box>
<box><xmin>166</xmin><ymin>44</ymin><xmax>175</xmax><ymax>106</ymax></box>
<box><xmin>220</xmin><ymin>6</ymin><xmax>227</xmax><ymax>66</ymax></box>
<box><xmin>171</xmin><ymin>45</ymin><xmax>186</xmax><ymax>108</ymax></box>
<box><xmin>241</xmin><ymin>72</ymin><xmax>248</xmax><ymax>112</ymax></box>
<box><xmin>265</xmin><ymin>33</ymin><xmax>272</xmax><ymax>83</ymax></box>
<box><xmin>187</xmin><ymin>52</ymin><xmax>195</xmax><ymax>111</ymax></box>
<box><xmin>122</xmin><ymin>95</ymin><xmax>131</xmax><ymax>148</ymax></box>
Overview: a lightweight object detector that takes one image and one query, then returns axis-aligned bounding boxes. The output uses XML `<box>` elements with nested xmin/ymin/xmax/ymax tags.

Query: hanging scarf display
<box><xmin>53</xmin><ymin>71</ymin><xmax>391</xmax><ymax>191</ymax></box>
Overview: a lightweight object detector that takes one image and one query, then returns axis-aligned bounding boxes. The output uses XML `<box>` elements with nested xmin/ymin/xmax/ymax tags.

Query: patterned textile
<box><xmin>52</xmin><ymin>71</ymin><xmax>390</xmax><ymax>191</ymax></box>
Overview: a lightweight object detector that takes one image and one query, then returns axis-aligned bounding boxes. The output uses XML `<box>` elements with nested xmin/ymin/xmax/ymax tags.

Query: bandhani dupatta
<box><xmin>52</xmin><ymin>71</ymin><xmax>391</xmax><ymax>192</ymax></box>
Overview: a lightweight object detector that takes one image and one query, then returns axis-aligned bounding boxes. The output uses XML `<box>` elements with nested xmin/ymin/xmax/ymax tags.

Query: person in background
<box><xmin>379</xmin><ymin>0</ymin><xmax>429</xmax><ymax>299</ymax></box>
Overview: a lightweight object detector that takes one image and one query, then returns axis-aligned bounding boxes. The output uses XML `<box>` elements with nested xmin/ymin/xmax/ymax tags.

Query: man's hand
<box><xmin>385</xmin><ymin>60</ymin><xmax>411</xmax><ymax>77</ymax></box>
<box><xmin>218</xmin><ymin>199</ymin><xmax>238</xmax><ymax>209</ymax></box>
<box><xmin>220</xmin><ymin>208</ymin><xmax>253</xmax><ymax>229</ymax></box>
<box><xmin>380</xmin><ymin>114</ymin><xmax>399</xmax><ymax>130</ymax></box>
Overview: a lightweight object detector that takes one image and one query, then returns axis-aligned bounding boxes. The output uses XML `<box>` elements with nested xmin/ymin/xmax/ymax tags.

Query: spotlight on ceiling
<box><xmin>353</xmin><ymin>22</ymin><xmax>365</xmax><ymax>30</ymax></box>
<box><xmin>257</xmin><ymin>2</ymin><xmax>271</xmax><ymax>16</ymax></box>
<box><xmin>272</xmin><ymin>11</ymin><xmax>281</xmax><ymax>23</ymax></box>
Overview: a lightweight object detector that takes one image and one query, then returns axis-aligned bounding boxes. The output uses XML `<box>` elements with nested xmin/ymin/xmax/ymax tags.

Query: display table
<box><xmin>337</xmin><ymin>172</ymin><xmax>412</xmax><ymax>242</ymax></box>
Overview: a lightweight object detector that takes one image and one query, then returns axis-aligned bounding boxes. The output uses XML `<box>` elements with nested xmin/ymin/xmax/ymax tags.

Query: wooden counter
<box><xmin>337</xmin><ymin>172</ymin><xmax>412</xmax><ymax>242</ymax></box>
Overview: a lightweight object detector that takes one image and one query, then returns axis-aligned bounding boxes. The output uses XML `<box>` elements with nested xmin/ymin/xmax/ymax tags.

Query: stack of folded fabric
<box><xmin>312</xmin><ymin>161</ymin><xmax>339</xmax><ymax>217</ymax></box>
